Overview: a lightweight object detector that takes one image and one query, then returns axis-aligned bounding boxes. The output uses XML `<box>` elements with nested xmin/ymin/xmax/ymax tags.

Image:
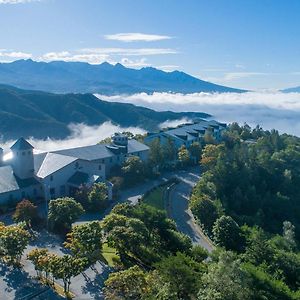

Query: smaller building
<box><xmin>144</xmin><ymin>119</ymin><xmax>226</xmax><ymax>149</ymax></box>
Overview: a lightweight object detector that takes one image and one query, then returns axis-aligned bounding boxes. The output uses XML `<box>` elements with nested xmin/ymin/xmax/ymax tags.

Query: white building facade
<box><xmin>0</xmin><ymin>133</ymin><xmax>149</xmax><ymax>207</ymax></box>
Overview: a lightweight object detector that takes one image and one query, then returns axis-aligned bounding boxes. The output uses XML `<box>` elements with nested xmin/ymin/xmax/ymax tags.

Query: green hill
<box><xmin>0</xmin><ymin>85</ymin><xmax>210</xmax><ymax>140</ymax></box>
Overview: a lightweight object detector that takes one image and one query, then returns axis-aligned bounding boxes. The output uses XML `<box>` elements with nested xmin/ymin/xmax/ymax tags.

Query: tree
<box><xmin>162</xmin><ymin>138</ymin><xmax>177</xmax><ymax>162</ymax></box>
<box><xmin>48</xmin><ymin>197</ymin><xmax>84</xmax><ymax>233</ymax></box>
<box><xmin>64</xmin><ymin>221</ymin><xmax>102</xmax><ymax>265</ymax></box>
<box><xmin>148</xmin><ymin>138</ymin><xmax>164</xmax><ymax>171</ymax></box>
<box><xmin>74</xmin><ymin>184</ymin><xmax>90</xmax><ymax>210</ymax></box>
<box><xmin>282</xmin><ymin>221</ymin><xmax>296</xmax><ymax>250</ymax></box>
<box><xmin>52</xmin><ymin>254</ymin><xmax>87</xmax><ymax>293</ymax></box>
<box><xmin>155</xmin><ymin>252</ymin><xmax>204</xmax><ymax>299</ymax></box>
<box><xmin>191</xmin><ymin>245</ymin><xmax>209</xmax><ymax>263</ymax></box>
<box><xmin>200</xmin><ymin>144</ymin><xmax>223</xmax><ymax>171</ymax></box>
<box><xmin>13</xmin><ymin>199</ymin><xmax>38</xmax><ymax>227</ymax></box>
<box><xmin>104</xmin><ymin>266</ymin><xmax>148</xmax><ymax>300</ymax></box>
<box><xmin>189</xmin><ymin>142</ymin><xmax>202</xmax><ymax>164</ymax></box>
<box><xmin>212</xmin><ymin>216</ymin><xmax>244</xmax><ymax>251</ymax></box>
<box><xmin>27</xmin><ymin>248</ymin><xmax>56</xmax><ymax>282</ymax></box>
<box><xmin>87</xmin><ymin>183</ymin><xmax>109</xmax><ymax>211</ymax></box>
<box><xmin>178</xmin><ymin>145</ymin><xmax>190</xmax><ymax>167</ymax></box>
<box><xmin>122</xmin><ymin>156</ymin><xmax>145</xmax><ymax>185</ymax></box>
<box><xmin>190</xmin><ymin>195</ymin><xmax>219</xmax><ymax>233</ymax></box>
<box><xmin>198</xmin><ymin>251</ymin><xmax>253</xmax><ymax>300</ymax></box>
<box><xmin>27</xmin><ymin>248</ymin><xmax>49</xmax><ymax>277</ymax></box>
<box><xmin>0</xmin><ymin>223</ymin><xmax>30</xmax><ymax>264</ymax></box>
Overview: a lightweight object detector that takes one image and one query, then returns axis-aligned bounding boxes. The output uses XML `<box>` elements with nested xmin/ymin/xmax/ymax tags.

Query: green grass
<box><xmin>143</xmin><ymin>186</ymin><xmax>166</xmax><ymax>210</ymax></box>
<box><xmin>101</xmin><ymin>243</ymin><xmax>119</xmax><ymax>267</ymax></box>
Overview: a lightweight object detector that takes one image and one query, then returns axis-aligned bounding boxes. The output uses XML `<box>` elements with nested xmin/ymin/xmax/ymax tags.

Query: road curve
<box><xmin>167</xmin><ymin>168</ymin><xmax>214</xmax><ymax>252</ymax></box>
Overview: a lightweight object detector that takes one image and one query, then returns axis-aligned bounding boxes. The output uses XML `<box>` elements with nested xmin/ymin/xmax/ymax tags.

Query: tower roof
<box><xmin>10</xmin><ymin>137</ymin><xmax>34</xmax><ymax>151</ymax></box>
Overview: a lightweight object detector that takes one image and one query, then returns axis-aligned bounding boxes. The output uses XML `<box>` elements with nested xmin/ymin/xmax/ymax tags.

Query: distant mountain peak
<box><xmin>0</xmin><ymin>59</ymin><xmax>246</xmax><ymax>95</ymax></box>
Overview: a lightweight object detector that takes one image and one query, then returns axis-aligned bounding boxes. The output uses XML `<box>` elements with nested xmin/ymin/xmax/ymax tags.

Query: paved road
<box><xmin>167</xmin><ymin>169</ymin><xmax>214</xmax><ymax>252</ymax></box>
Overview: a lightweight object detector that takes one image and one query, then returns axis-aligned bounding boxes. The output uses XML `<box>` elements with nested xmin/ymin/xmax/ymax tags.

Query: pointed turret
<box><xmin>10</xmin><ymin>138</ymin><xmax>34</xmax><ymax>179</ymax></box>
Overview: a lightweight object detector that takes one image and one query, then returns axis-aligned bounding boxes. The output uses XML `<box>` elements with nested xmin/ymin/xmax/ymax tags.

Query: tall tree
<box><xmin>212</xmin><ymin>216</ymin><xmax>244</xmax><ymax>251</ymax></box>
<box><xmin>88</xmin><ymin>183</ymin><xmax>109</xmax><ymax>211</ymax></box>
<box><xmin>64</xmin><ymin>221</ymin><xmax>102</xmax><ymax>265</ymax></box>
<box><xmin>48</xmin><ymin>197</ymin><xmax>84</xmax><ymax>233</ymax></box>
<box><xmin>13</xmin><ymin>199</ymin><xmax>38</xmax><ymax>227</ymax></box>
<box><xmin>198</xmin><ymin>251</ymin><xmax>253</xmax><ymax>300</ymax></box>
<box><xmin>178</xmin><ymin>145</ymin><xmax>190</xmax><ymax>167</ymax></box>
<box><xmin>104</xmin><ymin>266</ymin><xmax>148</xmax><ymax>300</ymax></box>
<box><xmin>0</xmin><ymin>223</ymin><xmax>30</xmax><ymax>265</ymax></box>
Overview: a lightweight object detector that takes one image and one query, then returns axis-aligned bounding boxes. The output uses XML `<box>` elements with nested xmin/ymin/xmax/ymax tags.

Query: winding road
<box><xmin>167</xmin><ymin>169</ymin><xmax>214</xmax><ymax>252</ymax></box>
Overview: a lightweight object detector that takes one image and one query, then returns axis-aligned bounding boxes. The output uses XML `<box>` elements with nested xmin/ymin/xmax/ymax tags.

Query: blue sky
<box><xmin>0</xmin><ymin>0</ymin><xmax>300</xmax><ymax>90</ymax></box>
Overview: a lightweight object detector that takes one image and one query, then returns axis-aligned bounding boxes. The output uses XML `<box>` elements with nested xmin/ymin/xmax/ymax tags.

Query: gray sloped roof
<box><xmin>52</xmin><ymin>139</ymin><xmax>149</xmax><ymax>161</ymax></box>
<box><xmin>52</xmin><ymin>144</ymin><xmax>114</xmax><ymax>161</ymax></box>
<box><xmin>127</xmin><ymin>139</ymin><xmax>149</xmax><ymax>153</ymax></box>
<box><xmin>0</xmin><ymin>165</ymin><xmax>39</xmax><ymax>194</ymax></box>
<box><xmin>0</xmin><ymin>166</ymin><xmax>19</xmax><ymax>193</ymax></box>
<box><xmin>35</xmin><ymin>152</ymin><xmax>77</xmax><ymax>178</ymax></box>
<box><xmin>160</xmin><ymin>120</ymin><xmax>223</xmax><ymax>141</ymax></box>
<box><xmin>10</xmin><ymin>138</ymin><xmax>34</xmax><ymax>151</ymax></box>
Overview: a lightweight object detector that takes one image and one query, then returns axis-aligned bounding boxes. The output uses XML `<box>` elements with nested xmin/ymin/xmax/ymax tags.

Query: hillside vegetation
<box><xmin>0</xmin><ymin>85</ymin><xmax>209</xmax><ymax>140</ymax></box>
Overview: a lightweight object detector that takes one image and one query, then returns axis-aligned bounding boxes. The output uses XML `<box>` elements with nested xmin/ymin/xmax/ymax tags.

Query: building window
<box><xmin>28</xmin><ymin>151</ymin><xmax>31</xmax><ymax>155</ymax></box>
<box><xmin>101</xmin><ymin>159</ymin><xmax>105</xmax><ymax>163</ymax></box>
<box><xmin>50</xmin><ymin>175</ymin><xmax>53</xmax><ymax>181</ymax></box>
<box><xmin>109</xmin><ymin>158</ymin><xmax>112</xmax><ymax>163</ymax></box>
<box><xmin>98</xmin><ymin>165</ymin><xmax>102</xmax><ymax>170</ymax></box>
<box><xmin>33</xmin><ymin>188</ymin><xmax>37</xmax><ymax>196</ymax></box>
<box><xmin>22</xmin><ymin>151</ymin><xmax>25</xmax><ymax>156</ymax></box>
<box><xmin>50</xmin><ymin>188</ymin><xmax>55</xmax><ymax>195</ymax></box>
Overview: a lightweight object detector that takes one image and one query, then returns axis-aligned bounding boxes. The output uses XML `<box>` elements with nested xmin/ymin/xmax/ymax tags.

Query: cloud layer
<box><xmin>97</xmin><ymin>92</ymin><xmax>300</xmax><ymax>136</ymax></box>
<box><xmin>1</xmin><ymin>122</ymin><xmax>145</xmax><ymax>158</ymax></box>
<box><xmin>104</xmin><ymin>33</ymin><xmax>172</xmax><ymax>42</ymax></box>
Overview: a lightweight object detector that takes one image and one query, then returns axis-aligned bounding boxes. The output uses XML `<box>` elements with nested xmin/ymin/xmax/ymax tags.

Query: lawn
<box><xmin>101</xmin><ymin>243</ymin><xmax>119</xmax><ymax>267</ymax></box>
<box><xmin>143</xmin><ymin>186</ymin><xmax>166</xmax><ymax>210</ymax></box>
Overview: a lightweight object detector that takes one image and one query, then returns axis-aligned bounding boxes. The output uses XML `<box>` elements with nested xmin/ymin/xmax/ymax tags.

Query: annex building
<box><xmin>144</xmin><ymin>119</ymin><xmax>227</xmax><ymax>148</ymax></box>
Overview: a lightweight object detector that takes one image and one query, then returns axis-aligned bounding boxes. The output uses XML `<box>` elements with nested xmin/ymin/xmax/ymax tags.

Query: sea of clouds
<box><xmin>97</xmin><ymin>91</ymin><xmax>300</xmax><ymax>136</ymax></box>
<box><xmin>2</xmin><ymin>91</ymin><xmax>300</xmax><ymax>155</ymax></box>
<box><xmin>1</xmin><ymin>122</ymin><xmax>146</xmax><ymax>158</ymax></box>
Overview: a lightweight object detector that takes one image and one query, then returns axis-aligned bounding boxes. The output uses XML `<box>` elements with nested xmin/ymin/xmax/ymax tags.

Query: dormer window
<box><xmin>22</xmin><ymin>151</ymin><xmax>25</xmax><ymax>156</ymax></box>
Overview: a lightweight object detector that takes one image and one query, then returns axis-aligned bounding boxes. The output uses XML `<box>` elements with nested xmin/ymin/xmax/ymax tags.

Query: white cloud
<box><xmin>38</xmin><ymin>48</ymin><xmax>177</xmax><ymax>64</ymax></box>
<box><xmin>82</xmin><ymin>47</ymin><xmax>178</xmax><ymax>56</ymax></box>
<box><xmin>159</xmin><ymin>118</ymin><xmax>193</xmax><ymax>129</ymax></box>
<box><xmin>120</xmin><ymin>57</ymin><xmax>150</xmax><ymax>68</ymax></box>
<box><xmin>104</xmin><ymin>33</ymin><xmax>172</xmax><ymax>42</ymax></box>
<box><xmin>96</xmin><ymin>91</ymin><xmax>300</xmax><ymax>136</ymax></box>
<box><xmin>1</xmin><ymin>122</ymin><xmax>145</xmax><ymax>158</ymax></box>
<box><xmin>0</xmin><ymin>0</ymin><xmax>39</xmax><ymax>3</ymax></box>
<box><xmin>40</xmin><ymin>51</ymin><xmax>109</xmax><ymax>64</ymax></box>
<box><xmin>0</xmin><ymin>50</ymin><xmax>32</xmax><ymax>62</ymax></box>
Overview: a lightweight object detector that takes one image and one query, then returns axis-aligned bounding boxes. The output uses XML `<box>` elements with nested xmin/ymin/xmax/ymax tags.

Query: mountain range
<box><xmin>282</xmin><ymin>86</ymin><xmax>300</xmax><ymax>93</ymax></box>
<box><xmin>0</xmin><ymin>59</ymin><xmax>245</xmax><ymax>95</ymax></box>
<box><xmin>0</xmin><ymin>85</ymin><xmax>210</xmax><ymax>140</ymax></box>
